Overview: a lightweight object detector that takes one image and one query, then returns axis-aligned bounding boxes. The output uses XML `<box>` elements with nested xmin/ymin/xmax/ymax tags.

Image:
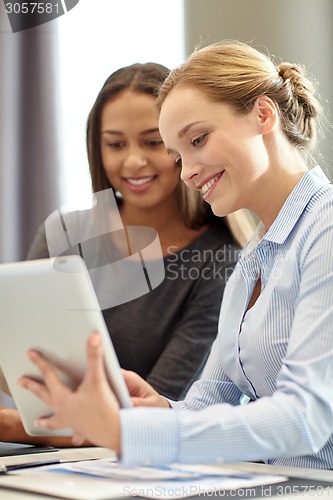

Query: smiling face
<box><xmin>100</xmin><ymin>90</ymin><xmax>180</xmax><ymax>212</ymax></box>
<box><xmin>159</xmin><ymin>86</ymin><xmax>274</xmax><ymax>219</ymax></box>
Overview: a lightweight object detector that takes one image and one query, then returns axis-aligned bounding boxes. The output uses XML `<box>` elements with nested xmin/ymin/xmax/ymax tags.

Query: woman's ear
<box><xmin>255</xmin><ymin>96</ymin><xmax>277</xmax><ymax>134</ymax></box>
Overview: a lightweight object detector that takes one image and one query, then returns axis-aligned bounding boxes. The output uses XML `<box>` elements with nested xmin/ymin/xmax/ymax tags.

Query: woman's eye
<box><xmin>192</xmin><ymin>135</ymin><xmax>207</xmax><ymax>147</ymax></box>
<box><xmin>107</xmin><ymin>142</ymin><xmax>125</xmax><ymax>149</ymax></box>
<box><xmin>145</xmin><ymin>140</ymin><xmax>164</xmax><ymax>147</ymax></box>
<box><xmin>176</xmin><ymin>157</ymin><xmax>182</xmax><ymax>168</ymax></box>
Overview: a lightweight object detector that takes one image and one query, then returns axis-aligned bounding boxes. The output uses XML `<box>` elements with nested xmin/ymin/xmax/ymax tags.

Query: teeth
<box><xmin>127</xmin><ymin>176</ymin><xmax>155</xmax><ymax>186</ymax></box>
<box><xmin>201</xmin><ymin>174</ymin><xmax>221</xmax><ymax>195</ymax></box>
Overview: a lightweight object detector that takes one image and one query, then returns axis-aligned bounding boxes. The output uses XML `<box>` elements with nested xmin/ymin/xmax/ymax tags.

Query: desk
<box><xmin>0</xmin><ymin>447</ymin><xmax>116</xmax><ymax>499</ymax></box>
<box><xmin>0</xmin><ymin>448</ymin><xmax>332</xmax><ymax>500</ymax></box>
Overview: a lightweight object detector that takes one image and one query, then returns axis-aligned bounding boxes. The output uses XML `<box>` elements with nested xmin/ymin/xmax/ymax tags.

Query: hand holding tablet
<box><xmin>0</xmin><ymin>256</ymin><xmax>132</xmax><ymax>437</ymax></box>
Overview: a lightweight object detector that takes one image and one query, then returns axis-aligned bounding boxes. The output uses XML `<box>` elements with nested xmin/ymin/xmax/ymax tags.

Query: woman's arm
<box><xmin>0</xmin><ymin>407</ymin><xmax>76</xmax><ymax>447</ymax></box>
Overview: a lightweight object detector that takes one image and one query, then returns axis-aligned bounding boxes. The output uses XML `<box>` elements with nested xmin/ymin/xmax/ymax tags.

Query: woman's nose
<box><xmin>180</xmin><ymin>158</ymin><xmax>202</xmax><ymax>188</ymax></box>
<box><xmin>123</xmin><ymin>149</ymin><xmax>147</xmax><ymax>169</ymax></box>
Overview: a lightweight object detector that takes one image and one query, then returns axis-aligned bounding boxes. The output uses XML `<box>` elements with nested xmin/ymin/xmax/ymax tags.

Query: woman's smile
<box><xmin>122</xmin><ymin>175</ymin><xmax>158</xmax><ymax>193</ymax></box>
<box><xmin>199</xmin><ymin>172</ymin><xmax>224</xmax><ymax>199</ymax></box>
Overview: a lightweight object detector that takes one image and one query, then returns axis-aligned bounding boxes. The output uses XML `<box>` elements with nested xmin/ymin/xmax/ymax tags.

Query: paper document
<box><xmin>62</xmin><ymin>459</ymin><xmax>269</xmax><ymax>481</ymax></box>
<box><xmin>0</xmin><ymin>458</ymin><xmax>288</xmax><ymax>500</ymax></box>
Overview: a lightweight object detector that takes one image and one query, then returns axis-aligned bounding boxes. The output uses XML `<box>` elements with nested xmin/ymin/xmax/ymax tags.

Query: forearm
<box><xmin>0</xmin><ymin>407</ymin><xmax>85</xmax><ymax>447</ymax></box>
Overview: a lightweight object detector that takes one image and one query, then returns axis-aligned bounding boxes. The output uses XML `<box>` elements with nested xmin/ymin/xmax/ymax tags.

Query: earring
<box><xmin>114</xmin><ymin>190</ymin><xmax>123</xmax><ymax>200</ymax></box>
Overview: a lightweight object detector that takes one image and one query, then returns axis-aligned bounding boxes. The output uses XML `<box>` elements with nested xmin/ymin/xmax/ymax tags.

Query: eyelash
<box><xmin>107</xmin><ymin>142</ymin><xmax>124</xmax><ymax>149</ymax></box>
<box><xmin>146</xmin><ymin>140</ymin><xmax>164</xmax><ymax>147</ymax></box>
<box><xmin>173</xmin><ymin>134</ymin><xmax>208</xmax><ymax>167</ymax></box>
<box><xmin>106</xmin><ymin>140</ymin><xmax>164</xmax><ymax>149</ymax></box>
<box><xmin>191</xmin><ymin>134</ymin><xmax>207</xmax><ymax>147</ymax></box>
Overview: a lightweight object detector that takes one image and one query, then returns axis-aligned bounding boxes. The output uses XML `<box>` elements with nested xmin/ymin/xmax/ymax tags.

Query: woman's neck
<box><xmin>119</xmin><ymin>199</ymin><xmax>208</xmax><ymax>256</ymax></box>
<box><xmin>119</xmin><ymin>198</ymin><xmax>181</xmax><ymax>233</ymax></box>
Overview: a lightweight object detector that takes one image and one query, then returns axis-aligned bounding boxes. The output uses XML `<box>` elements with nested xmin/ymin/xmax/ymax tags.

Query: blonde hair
<box><xmin>157</xmin><ymin>40</ymin><xmax>323</xmax><ymax>163</ymax></box>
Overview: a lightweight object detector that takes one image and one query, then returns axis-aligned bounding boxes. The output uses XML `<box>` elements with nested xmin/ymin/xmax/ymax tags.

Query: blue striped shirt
<box><xmin>120</xmin><ymin>166</ymin><xmax>333</xmax><ymax>469</ymax></box>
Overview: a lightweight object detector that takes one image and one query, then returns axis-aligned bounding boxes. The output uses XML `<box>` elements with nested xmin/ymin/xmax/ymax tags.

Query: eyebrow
<box><xmin>101</xmin><ymin>128</ymin><xmax>160</xmax><ymax>136</ymax></box>
<box><xmin>178</xmin><ymin>121</ymin><xmax>204</xmax><ymax>139</ymax></box>
<box><xmin>166</xmin><ymin>121</ymin><xmax>204</xmax><ymax>155</ymax></box>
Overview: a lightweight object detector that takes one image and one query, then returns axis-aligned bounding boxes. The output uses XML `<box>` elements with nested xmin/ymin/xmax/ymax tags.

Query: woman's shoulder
<box><xmin>27</xmin><ymin>208</ymin><xmax>94</xmax><ymax>260</ymax></box>
<box><xmin>307</xmin><ymin>182</ymin><xmax>333</xmax><ymax>212</ymax></box>
<box><xmin>300</xmin><ymin>184</ymin><xmax>333</xmax><ymax>243</ymax></box>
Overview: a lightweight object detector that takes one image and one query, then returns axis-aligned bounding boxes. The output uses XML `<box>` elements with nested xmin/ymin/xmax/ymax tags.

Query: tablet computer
<box><xmin>0</xmin><ymin>255</ymin><xmax>132</xmax><ymax>436</ymax></box>
<box><xmin>0</xmin><ymin>443</ymin><xmax>59</xmax><ymax>456</ymax></box>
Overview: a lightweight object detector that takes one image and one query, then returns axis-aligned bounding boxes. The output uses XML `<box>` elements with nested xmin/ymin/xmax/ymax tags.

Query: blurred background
<box><xmin>1</xmin><ymin>0</ymin><xmax>332</xmax><ymax>266</ymax></box>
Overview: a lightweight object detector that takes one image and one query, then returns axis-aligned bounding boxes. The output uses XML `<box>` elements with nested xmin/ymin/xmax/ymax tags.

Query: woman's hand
<box><xmin>0</xmin><ymin>407</ymin><xmax>83</xmax><ymax>447</ymax></box>
<box><xmin>17</xmin><ymin>333</ymin><xmax>121</xmax><ymax>452</ymax></box>
<box><xmin>122</xmin><ymin>370</ymin><xmax>171</xmax><ymax>408</ymax></box>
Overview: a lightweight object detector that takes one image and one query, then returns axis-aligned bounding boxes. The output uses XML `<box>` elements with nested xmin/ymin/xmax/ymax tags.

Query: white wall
<box><xmin>57</xmin><ymin>0</ymin><xmax>185</xmax><ymax>209</ymax></box>
<box><xmin>184</xmin><ymin>0</ymin><xmax>333</xmax><ymax>180</ymax></box>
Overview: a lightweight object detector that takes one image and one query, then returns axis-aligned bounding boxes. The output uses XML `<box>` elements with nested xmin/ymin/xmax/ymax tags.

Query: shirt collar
<box><xmin>262</xmin><ymin>166</ymin><xmax>331</xmax><ymax>245</ymax></box>
<box><xmin>242</xmin><ymin>166</ymin><xmax>331</xmax><ymax>256</ymax></box>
